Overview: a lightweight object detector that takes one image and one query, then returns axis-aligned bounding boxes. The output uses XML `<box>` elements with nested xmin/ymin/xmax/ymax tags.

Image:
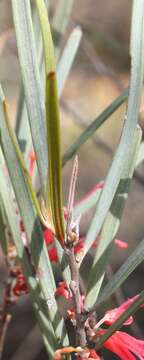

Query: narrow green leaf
<box><xmin>12</xmin><ymin>0</ymin><xmax>47</xmax><ymax>197</ymax></box>
<box><xmin>73</xmin><ymin>136</ymin><xmax>144</xmax><ymax>224</ymax></box>
<box><xmin>84</xmin><ymin>126</ymin><xmax>142</xmax><ymax>309</ymax></box>
<box><xmin>52</xmin><ymin>0</ymin><xmax>74</xmax><ymax>59</ymax></box>
<box><xmin>46</xmin><ymin>73</ymin><xmax>65</xmax><ymax>242</ymax></box>
<box><xmin>3</xmin><ymin>98</ymin><xmax>52</xmax><ymax>229</ymax></box>
<box><xmin>62</xmin><ymin>88</ymin><xmax>128</xmax><ymax>166</ymax></box>
<box><xmin>15</xmin><ymin>1</ymin><xmax>49</xmax><ymax>158</ymax></box>
<box><xmin>73</xmin><ymin>135</ymin><xmax>144</xmax><ymax>221</ymax></box>
<box><xmin>0</xmin><ymin>198</ymin><xmax>7</xmax><ymax>256</ymax></box>
<box><xmin>55</xmin><ymin>239</ymin><xmax>71</xmax><ymax>284</ymax></box>
<box><xmin>36</xmin><ymin>0</ymin><xmax>65</xmax><ymax>244</ymax></box>
<box><xmin>0</xmin><ymin>151</ymin><xmax>57</xmax><ymax>356</ymax></box>
<box><xmin>15</xmin><ymin>2</ymin><xmax>79</xmax><ymax>283</ymax></box>
<box><xmin>0</xmin><ymin>86</ymin><xmax>68</xmax><ymax>346</ymax></box>
<box><xmin>15</xmin><ymin>0</ymin><xmax>73</xmax><ymax>149</ymax></box>
<box><xmin>36</xmin><ymin>0</ymin><xmax>55</xmax><ymax>73</ymax></box>
<box><xmin>30</xmin><ymin>280</ymin><xmax>58</xmax><ymax>356</ymax></box>
<box><xmin>81</xmin><ymin>0</ymin><xmax>144</xmax><ymax>260</ymax></box>
<box><xmin>15</xmin><ymin>83</ymin><xmax>25</xmax><ymax>138</ymax></box>
<box><xmin>57</xmin><ymin>27</ymin><xmax>82</xmax><ymax>96</ymax></box>
<box><xmin>93</xmin><ymin>237</ymin><xmax>144</xmax><ymax>310</ymax></box>
<box><xmin>15</xmin><ymin>0</ymin><xmax>74</xmax><ymax>170</ymax></box>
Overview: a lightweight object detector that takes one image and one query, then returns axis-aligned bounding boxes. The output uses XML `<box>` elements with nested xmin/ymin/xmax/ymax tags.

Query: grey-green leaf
<box><xmin>81</xmin><ymin>0</ymin><xmax>144</xmax><ymax>260</ymax></box>
<box><xmin>0</xmin><ymin>149</ymin><xmax>57</xmax><ymax>356</ymax></box>
<box><xmin>0</xmin><ymin>85</ymin><xmax>68</xmax><ymax>346</ymax></box>
<box><xmin>12</xmin><ymin>0</ymin><xmax>47</xmax><ymax>197</ymax></box>
<box><xmin>57</xmin><ymin>27</ymin><xmax>82</xmax><ymax>96</ymax></box>
<box><xmin>84</xmin><ymin>126</ymin><xmax>142</xmax><ymax>309</ymax></box>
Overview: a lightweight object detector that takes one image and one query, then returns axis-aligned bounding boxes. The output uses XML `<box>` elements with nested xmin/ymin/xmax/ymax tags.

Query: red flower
<box><xmin>95</xmin><ymin>295</ymin><xmax>140</xmax><ymax>329</ymax></box>
<box><xmin>43</xmin><ymin>228</ymin><xmax>54</xmax><ymax>245</ymax></box>
<box><xmin>42</xmin><ymin>227</ymin><xmax>59</xmax><ymax>262</ymax></box>
<box><xmin>88</xmin><ymin>349</ymin><xmax>101</xmax><ymax>359</ymax></box>
<box><xmin>114</xmin><ymin>239</ymin><xmax>128</xmax><ymax>249</ymax></box>
<box><xmin>92</xmin><ymin>237</ymin><xmax>128</xmax><ymax>250</ymax></box>
<box><xmin>92</xmin><ymin>294</ymin><xmax>144</xmax><ymax>359</ymax></box>
<box><xmin>55</xmin><ymin>282</ymin><xmax>72</xmax><ymax>300</ymax></box>
<box><xmin>12</xmin><ymin>272</ymin><xmax>28</xmax><ymax>297</ymax></box>
<box><xmin>98</xmin><ymin>329</ymin><xmax>144</xmax><ymax>360</ymax></box>
<box><xmin>48</xmin><ymin>247</ymin><xmax>58</xmax><ymax>262</ymax></box>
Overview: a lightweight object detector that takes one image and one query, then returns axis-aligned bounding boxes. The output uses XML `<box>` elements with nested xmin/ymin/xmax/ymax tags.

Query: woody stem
<box><xmin>66</xmin><ymin>247</ymin><xmax>86</xmax><ymax>348</ymax></box>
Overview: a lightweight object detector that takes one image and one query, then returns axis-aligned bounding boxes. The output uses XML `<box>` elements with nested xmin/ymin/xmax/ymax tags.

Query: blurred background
<box><xmin>0</xmin><ymin>0</ymin><xmax>144</xmax><ymax>359</ymax></box>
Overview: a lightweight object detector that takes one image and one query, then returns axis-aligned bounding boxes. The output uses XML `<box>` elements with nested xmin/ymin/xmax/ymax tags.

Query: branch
<box><xmin>66</xmin><ymin>247</ymin><xmax>86</xmax><ymax>348</ymax></box>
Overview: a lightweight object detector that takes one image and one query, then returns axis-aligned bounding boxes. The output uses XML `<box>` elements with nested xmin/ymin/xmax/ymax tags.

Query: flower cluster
<box><xmin>53</xmin><ymin>291</ymin><xmax>144</xmax><ymax>360</ymax></box>
<box><xmin>43</xmin><ymin>228</ymin><xmax>58</xmax><ymax>262</ymax></box>
<box><xmin>96</xmin><ymin>330</ymin><xmax>144</xmax><ymax>360</ymax></box>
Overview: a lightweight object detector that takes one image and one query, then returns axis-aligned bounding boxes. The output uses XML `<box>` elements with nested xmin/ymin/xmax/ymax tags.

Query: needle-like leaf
<box><xmin>52</xmin><ymin>0</ymin><xmax>74</xmax><ymax>59</ymax></box>
<box><xmin>0</xmin><ymin>85</ymin><xmax>68</xmax><ymax>346</ymax></box>
<box><xmin>0</xmin><ymin>150</ymin><xmax>57</xmax><ymax>357</ymax></box>
<box><xmin>84</xmin><ymin>126</ymin><xmax>142</xmax><ymax>309</ymax></box>
<box><xmin>57</xmin><ymin>27</ymin><xmax>82</xmax><ymax>96</ymax></box>
<box><xmin>36</xmin><ymin>0</ymin><xmax>65</xmax><ymax>245</ymax></box>
<box><xmin>81</xmin><ymin>0</ymin><xmax>144</xmax><ymax>261</ymax></box>
<box><xmin>12</xmin><ymin>0</ymin><xmax>47</xmax><ymax>198</ymax></box>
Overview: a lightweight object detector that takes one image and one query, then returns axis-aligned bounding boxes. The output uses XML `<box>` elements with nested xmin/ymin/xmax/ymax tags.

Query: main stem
<box><xmin>66</xmin><ymin>247</ymin><xmax>86</xmax><ymax>348</ymax></box>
